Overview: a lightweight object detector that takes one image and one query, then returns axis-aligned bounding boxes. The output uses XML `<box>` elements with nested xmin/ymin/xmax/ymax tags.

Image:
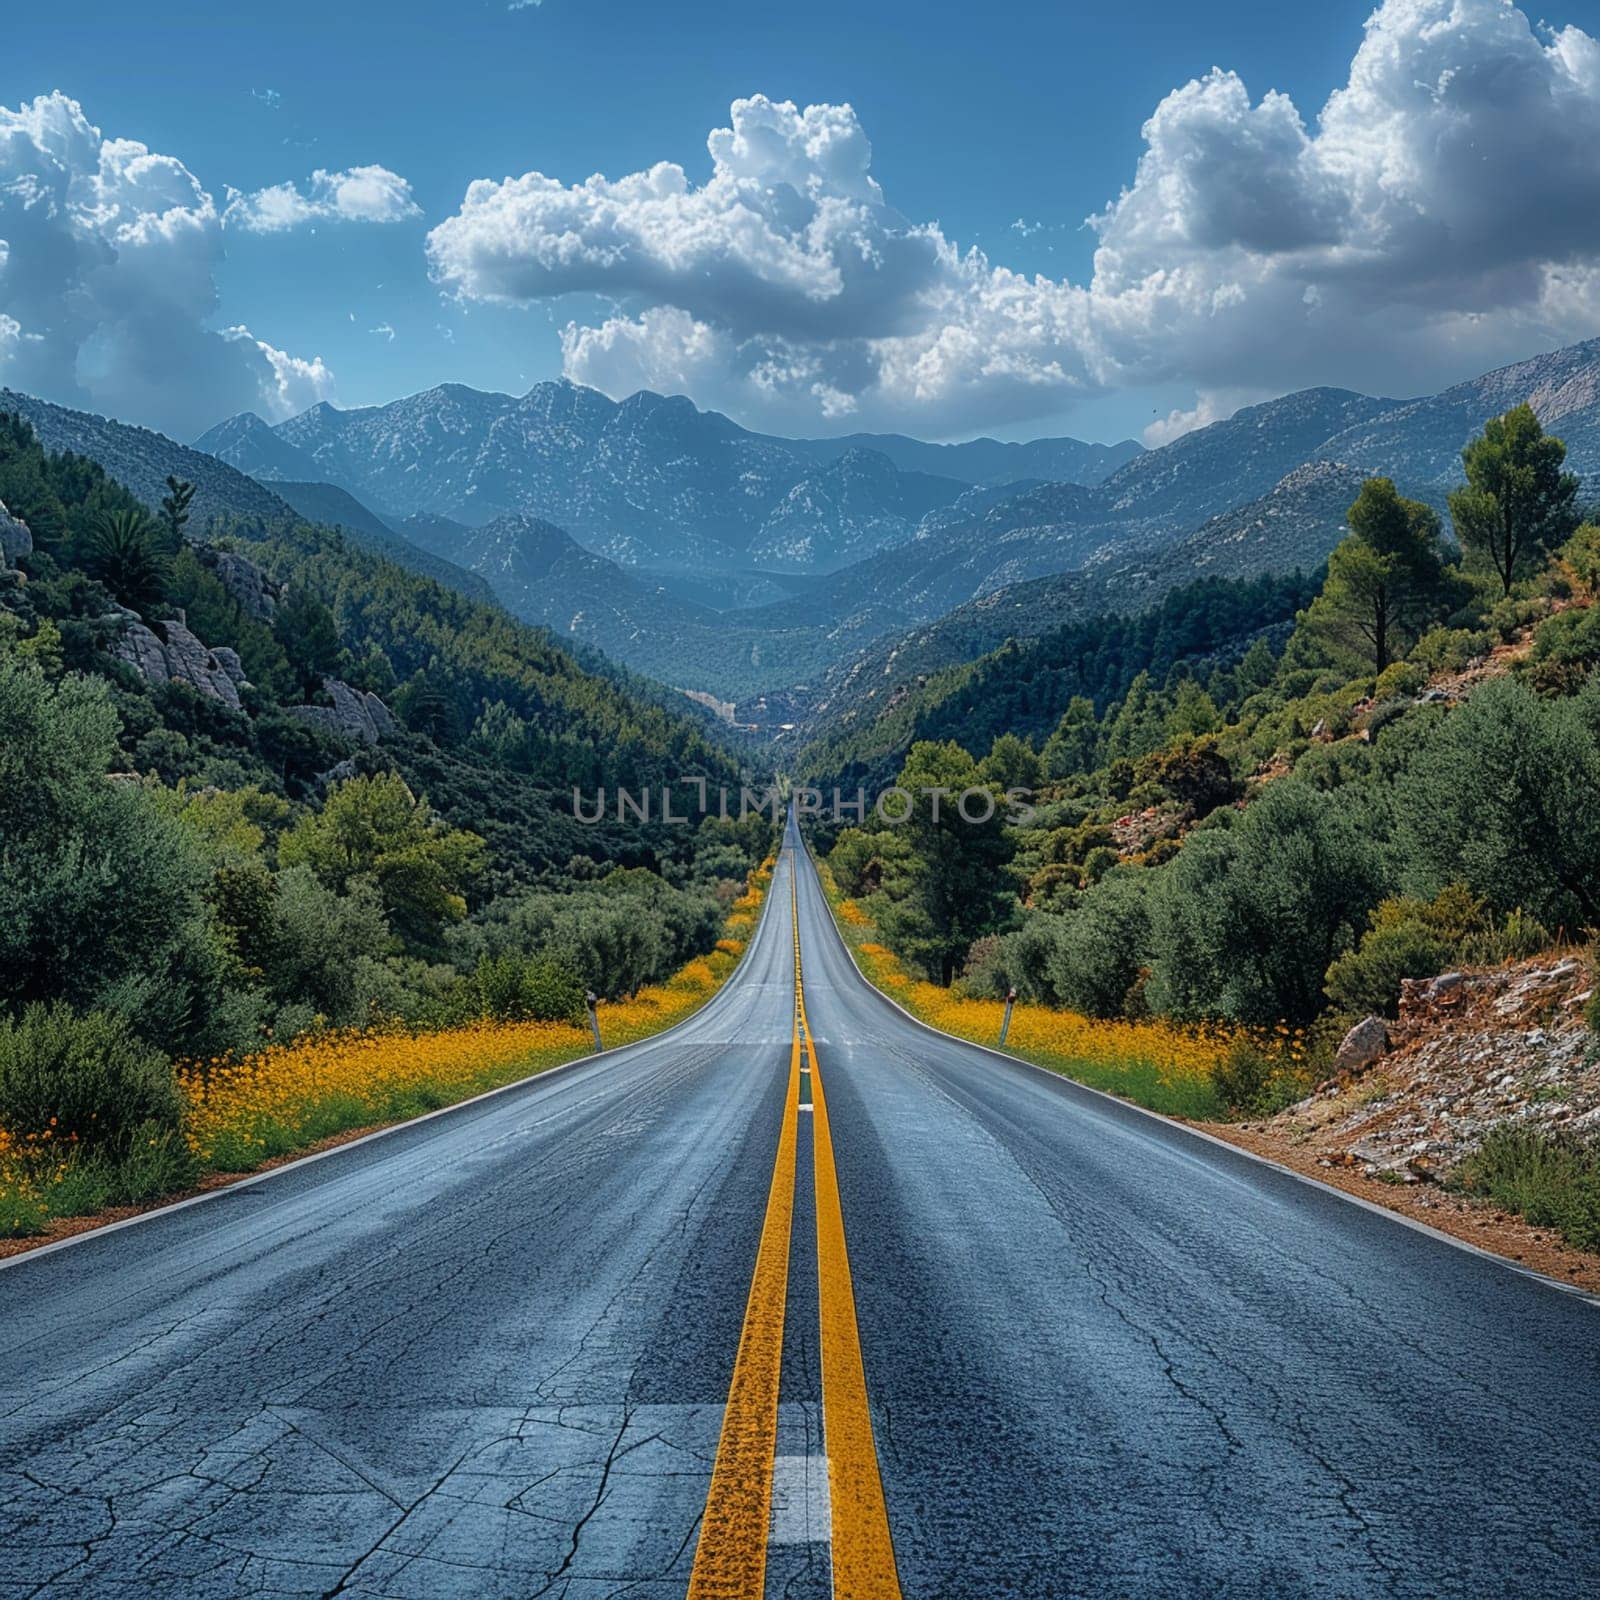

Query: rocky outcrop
<box><xmin>287</xmin><ymin>678</ymin><xmax>396</xmax><ymax>746</ymax></box>
<box><xmin>0</xmin><ymin>500</ymin><xmax>33</xmax><ymax>568</ymax></box>
<box><xmin>1263</xmin><ymin>957</ymin><xmax>1596</xmax><ymax>1184</ymax></box>
<box><xmin>212</xmin><ymin>647</ymin><xmax>249</xmax><ymax>686</ymax></box>
<box><xmin>107</xmin><ymin>613</ymin><xmax>248</xmax><ymax>710</ymax></box>
<box><xmin>1334</xmin><ymin>1015</ymin><xmax>1390</xmax><ymax>1075</ymax></box>
<box><xmin>211</xmin><ymin>551</ymin><xmax>279</xmax><ymax>620</ymax></box>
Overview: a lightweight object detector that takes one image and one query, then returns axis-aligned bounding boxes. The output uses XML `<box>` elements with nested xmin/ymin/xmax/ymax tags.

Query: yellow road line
<box><xmin>795</xmin><ymin>869</ymin><xmax>904</xmax><ymax>1600</ymax></box>
<box><xmin>687</xmin><ymin>857</ymin><xmax>803</xmax><ymax>1600</ymax></box>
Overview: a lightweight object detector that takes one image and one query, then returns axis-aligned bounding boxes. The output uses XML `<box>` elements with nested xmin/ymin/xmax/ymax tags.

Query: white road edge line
<box><xmin>1</xmin><ymin>850</ymin><xmax>792</xmax><ymax>1274</ymax></box>
<box><xmin>794</xmin><ymin>839</ymin><xmax>1600</xmax><ymax>1312</ymax></box>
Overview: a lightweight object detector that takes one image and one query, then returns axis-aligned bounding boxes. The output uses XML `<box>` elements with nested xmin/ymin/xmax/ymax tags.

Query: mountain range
<box><xmin>196</xmin><ymin>381</ymin><xmax>1140</xmax><ymax>576</ymax></box>
<box><xmin>15</xmin><ymin>335</ymin><xmax>1600</xmax><ymax>736</ymax></box>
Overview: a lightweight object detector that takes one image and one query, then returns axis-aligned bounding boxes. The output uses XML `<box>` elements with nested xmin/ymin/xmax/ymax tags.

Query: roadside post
<box><xmin>586</xmin><ymin>990</ymin><xmax>603</xmax><ymax>1052</ymax></box>
<box><xmin>999</xmin><ymin>987</ymin><xmax>1017</xmax><ymax>1046</ymax></box>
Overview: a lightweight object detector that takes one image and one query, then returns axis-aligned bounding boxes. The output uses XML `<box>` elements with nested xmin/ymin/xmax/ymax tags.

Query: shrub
<box><xmin>1081</xmin><ymin>845</ymin><xmax>1120</xmax><ymax>884</ymax></box>
<box><xmin>0</xmin><ymin>1003</ymin><xmax>180</xmax><ymax>1145</ymax></box>
<box><xmin>0</xmin><ymin>659</ymin><xmax>257</xmax><ymax>1059</ymax></box>
<box><xmin>1209</xmin><ymin>1039</ymin><xmax>1277</xmax><ymax>1117</ymax></box>
<box><xmin>1410</xmin><ymin>626</ymin><xmax>1492</xmax><ymax>676</ymax></box>
<box><xmin>1530</xmin><ymin>605</ymin><xmax>1600</xmax><ymax>677</ymax></box>
<box><xmin>477</xmin><ymin>952</ymin><xmax>586</xmax><ymax>1023</ymax></box>
<box><xmin>1396</xmin><ymin>676</ymin><xmax>1600</xmax><ymax>932</ymax></box>
<box><xmin>1135</xmin><ymin>734</ymin><xmax>1239</xmax><ymax>817</ymax></box>
<box><xmin>1324</xmin><ymin>885</ymin><xmax>1550</xmax><ymax>1018</ymax></box>
<box><xmin>958</xmin><ymin>916</ymin><xmax>1065</xmax><ymax>1005</ymax></box>
<box><xmin>1559</xmin><ymin>523</ymin><xmax>1600</xmax><ymax>596</ymax></box>
<box><xmin>1362</xmin><ymin>697</ymin><xmax>1414</xmax><ymax>741</ymax></box>
<box><xmin>1485</xmin><ymin>595</ymin><xmax>1545</xmax><ymax>643</ymax></box>
<box><xmin>1151</xmin><ymin>780</ymin><xmax>1384</xmax><ymax>1025</ymax></box>
<box><xmin>1325</xmin><ymin>919</ymin><xmax>1458</xmax><ymax>1018</ymax></box>
<box><xmin>1460</xmin><ymin>1128</ymin><xmax>1600</xmax><ymax>1252</ymax></box>
<box><xmin>1047</xmin><ymin>870</ymin><xmax>1152</xmax><ymax>1018</ymax></box>
<box><xmin>1374</xmin><ymin>660</ymin><xmax>1426</xmax><ymax>699</ymax></box>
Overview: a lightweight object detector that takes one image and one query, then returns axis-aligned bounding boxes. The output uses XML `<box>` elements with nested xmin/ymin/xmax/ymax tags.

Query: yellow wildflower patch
<box><xmin>820</xmin><ymin>868</ymin><xmax>1303</xmax><ymax>1120</ymax></box>
<box><xmin>2</xmin><ymin>859</ymin><xmax>773</xmax><ymax>1237</ymax></box>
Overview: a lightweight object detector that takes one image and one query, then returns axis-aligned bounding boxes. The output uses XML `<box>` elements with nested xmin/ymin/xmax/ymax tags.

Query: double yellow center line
<box><xmin>688</xmin><ymin>850</ymin><xmax>902</xmax><ymax>1599</ymax></box>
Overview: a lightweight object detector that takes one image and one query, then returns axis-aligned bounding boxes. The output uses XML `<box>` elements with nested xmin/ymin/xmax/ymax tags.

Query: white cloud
<box><xmin>369</xmin><ymin>321</ymin><xmax>397</xmax><ymax>341</ymax></box>
<box><xmin>1085</xmin><ymin>0</ymin><xmax>1600</xmax><ymax>398</ymax></box>
<box><xmin>429</xmin><ymin>1</ymin><xmax>1600</xmax><ymax>436</ymax></box>
<box><xmin>0</xmin><ymin>91</ymin><xmax>333</xmax><ymax>438</ymax></box>
<box><xmin>1142</xmin><ymin>388</ymin><xmax>1266</xmax><ymax>447</ymax></box>
<box><xmin>225</xmin><ymin>164</ymin><xmax>421</xmax><ymax>233</ymax></box>
<box><xmin>228</xmin><ymin>327</ymin><xmax>334</xmax><ymax>415</ymax></box>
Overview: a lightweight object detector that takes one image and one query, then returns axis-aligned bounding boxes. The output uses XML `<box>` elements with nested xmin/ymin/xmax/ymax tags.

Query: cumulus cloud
<box><xmin>1142</xmin><ymin>388</ymin><xmax>1267</xmax><ymax>448</ymax></box>
<box><xmin>429</xmin><ymin>0</ymin><xmax>1600</xmax><ymax>436</ymax></box>
<box><xmin>225</xmin><ymin>164</ymin><xmax>421</xmax><ymax>233</ymax></box>
<box><xmin>1087</xmin><ymin>0</ymin><xmax>1600</xmax><ymax>399</ymax></box>
<box><xmin>0</xmin><ymin>91</ymin><xmax>333</xmax><ymax>439</ymax></box>
<box><xmin>428</xmin><ymin>93</ymin><xmax>1093</xmax><ymax>432</ymax></box>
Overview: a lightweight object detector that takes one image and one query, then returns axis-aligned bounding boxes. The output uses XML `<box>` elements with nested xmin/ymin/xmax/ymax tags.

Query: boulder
<box><xmin>0</xmin><ymin>500</ymin><xmax>33</xmax><ymax>567</ymax></box>
<box><xmin>287</xmin><ymin>677</ymin><xmax>396</xmax><ymax>746</ymax></box>
<box><xmin>106</xmin><ymin>614</ymin><xmax>243</xmax><ymax>710</ymax></box>
<box><xmin>159</xmin><ymin>619</ymin><xmax>244</xmax><ymax>710</ymax></box>
<box><xmin>211</xmin><ymin>646</ymin><xmax>250</xmax><ymax>687</ymax></box>
<box><xmin>1335</xmin><ymin>1015</ymin><xmax>1390</xmax><ymax>1075</ymax></box>
<box><xmin>108</xmin><ymin>620</ymin><xmax>172</xmax><ymax>686</ymax></box>
<box><xmin>212</xmin><ymin>551</ymin><xmax>279</xmax><ymax>620</ymax></box>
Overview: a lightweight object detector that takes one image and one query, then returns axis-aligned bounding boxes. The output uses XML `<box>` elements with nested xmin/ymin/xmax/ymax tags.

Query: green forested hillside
<box><xmin>816</xmin><ymin>406</ymin><xmax>1600</xmax><ymax>1106</ymax></box>
<box><xmin>800</xmin><ymin>570</ymin><xmax>1321</xmax><ymax>795</ymax></box>
<box><xmin>0</xmin><ymin>408</ymin><xmax>774</xmax><ymax>1098</ymax></box>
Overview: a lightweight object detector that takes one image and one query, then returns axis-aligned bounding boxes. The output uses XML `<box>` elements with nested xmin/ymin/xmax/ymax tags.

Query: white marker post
<box><xmin>999</xmin><ymin>987</ymin><xmax>1017</xmax><ymax>1047</ymax></box>
<box><xmin>586</xmin><ymin>990</ymin><xmax>603</xmax><ymax>1053</ymax></box>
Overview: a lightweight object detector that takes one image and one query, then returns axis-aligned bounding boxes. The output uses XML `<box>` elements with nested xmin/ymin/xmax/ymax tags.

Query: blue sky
<box><xmin>7</xmin><ymin>0</ymin><xmax>1600</xmax><ymax>446</ymax></box>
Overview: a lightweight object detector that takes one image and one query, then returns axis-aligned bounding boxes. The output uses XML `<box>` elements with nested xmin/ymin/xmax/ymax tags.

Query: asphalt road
<box><xmin>2</xmin><ymin>818</ymin><xmax>1598</xmax><ymax>1599</ymax></box>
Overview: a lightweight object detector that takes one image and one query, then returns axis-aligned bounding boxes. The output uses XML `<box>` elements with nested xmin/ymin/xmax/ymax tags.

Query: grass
<box><xmin>815</xmin><ymin>863</ymin><xmax>1283</xmax><ymax>1121</ymax></box>
<box><xmin>1458</xmin><ymin>1126</ymin><xmax>1600</xmax><ymax>1252</ymax></box>
<box><xmin>1</xmin><ymin>860</ymin><xmax>774</xmax><ymax>1240</ymax></box>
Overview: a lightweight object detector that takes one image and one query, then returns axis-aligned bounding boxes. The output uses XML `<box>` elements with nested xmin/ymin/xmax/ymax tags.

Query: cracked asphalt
<box><xmin>3</xmin><ymin>825</ymin><xmax>1599</xmax><ymax>1599</ymax></box>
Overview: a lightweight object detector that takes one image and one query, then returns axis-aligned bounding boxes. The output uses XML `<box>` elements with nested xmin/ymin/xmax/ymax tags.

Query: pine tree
<box><xmin>160</xmin><ymin>476</ymin><xmax>196</xmax><ymax>548</ymax></box>
<box><xmin>1448</xmin><ymin>405</ymin><xmax>1580</xmax><ymax>596</ymax></box>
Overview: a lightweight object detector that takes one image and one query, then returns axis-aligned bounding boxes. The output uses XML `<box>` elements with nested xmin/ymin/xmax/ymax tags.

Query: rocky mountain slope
<box><xmin>1</xmin><ymin>389</ymin><xmax>494</xmax><ymax>606</ymax></box>
<box><xmin>1249</xmin><ymin>957</ymin><xmax>1596</xmax><ymax>1186</ymax></box>
<box><xmin>794</xmin><ymin>461</ymin><xmax>1366</xmax><ymax>729</ymax></box>
<box><xmin>787</xmin><ymin>430</ymin><xmax>1140</xmax><ymax>486</ymax></box>
<box><xmin>195</xmin><ymin>380</ymin><xmax>1122</xmax><ymax>575</ymax></box>
<box><xmin>774</xmin><ymin>339</ymin><xmax>1600</xmax><ymax>661</ymax></box>
<box><xmin>5</xmin><ymin>388</ymin><xmax>294</xmax><ymax>530</ymax></box>
<box><xmin>1312</xmin><ymin>338</ymin><xmax>1600</xmax><ymax>503</ymax></box>
<box><xmin>747</xmin><ymin>448</ymin><xmax>964</xmax><ymax>570</ymax></box>
<box><xmin>1095</xmin><ymin>387</ymin><xmax>1400</xmax><ymax>527</ymax></box>
<box><xmin>193</xmin><ymin>412</ymin><xmax>323</xmax><ymax>483</ymax></box>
